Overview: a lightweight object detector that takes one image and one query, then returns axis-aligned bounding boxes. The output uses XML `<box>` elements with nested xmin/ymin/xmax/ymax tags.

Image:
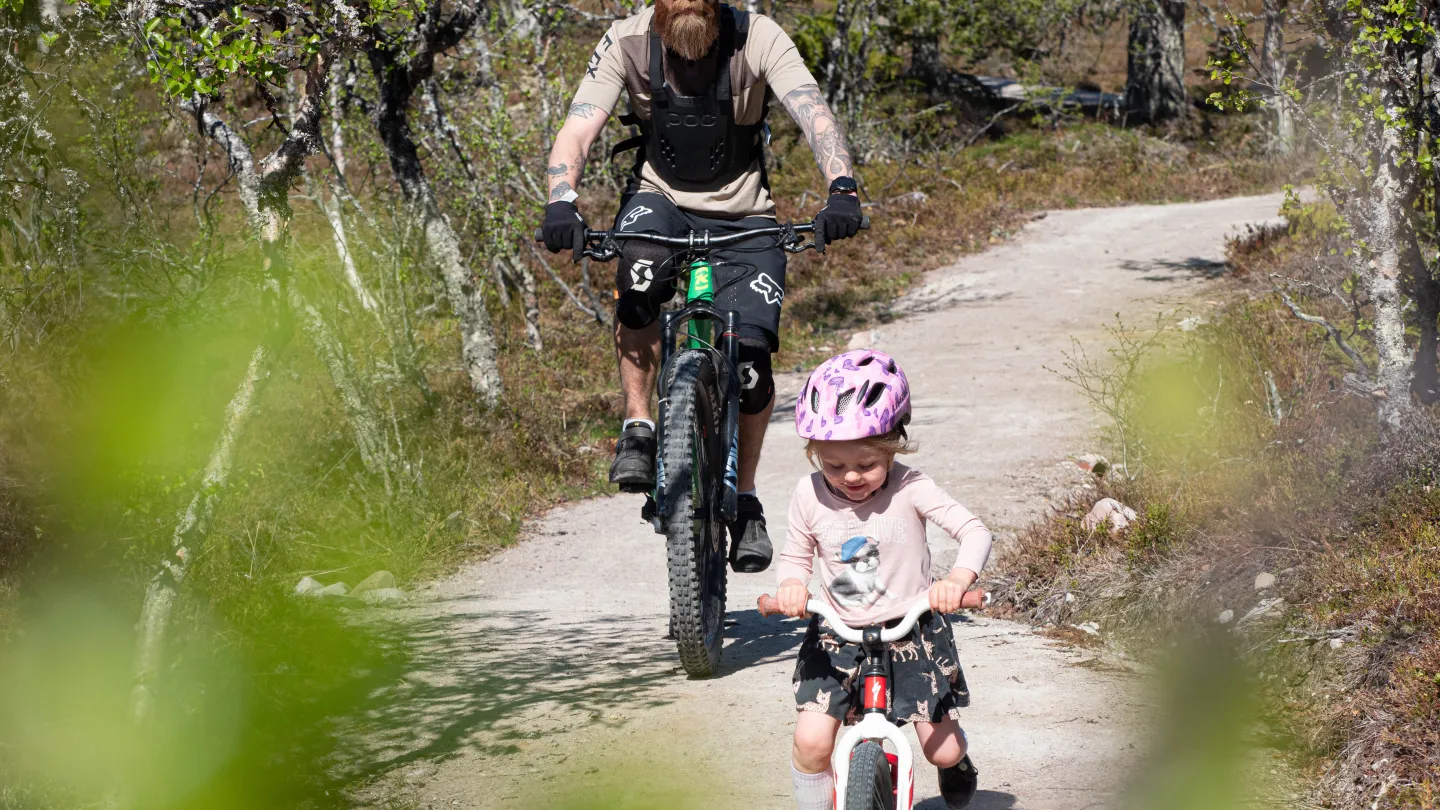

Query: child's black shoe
<box><xmin>938</xmin><ymin>754</ymin><xmax>978</xmax><ymax>809</ymax></box>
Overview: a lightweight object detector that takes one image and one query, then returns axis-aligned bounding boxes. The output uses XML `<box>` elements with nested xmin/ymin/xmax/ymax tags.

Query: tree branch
<box><xmin>1277</xmin><ymin>288</ymin><xmax>1373</xmax><ymax>381</ymax></box>
<box><xmin>528</xmin><ymin>242</ymin><xmax>607</xmax><ymax>324</ymax></box>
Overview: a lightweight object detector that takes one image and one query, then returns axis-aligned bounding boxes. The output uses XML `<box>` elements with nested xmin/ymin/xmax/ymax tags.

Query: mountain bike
<box><xmin>555</xmin><ymin>218</ymin><xmax>863</xmax><ymax>677</ymax></box>
<box><xmin>758</xmin><ymin>589</ymin><xmax>990</xmax><ymax>810</ymax></box>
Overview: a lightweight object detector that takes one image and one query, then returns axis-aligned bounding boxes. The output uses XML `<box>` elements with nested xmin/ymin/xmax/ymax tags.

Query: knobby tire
<box><xmin>661</xmin><ymin>350</ymin><xmax>727</xmax><ymax>678</ymax></box>
<box><xmin>845</xmin><ymin>741</ymin><xmax>896</xmax><ymax>810</ymax></box>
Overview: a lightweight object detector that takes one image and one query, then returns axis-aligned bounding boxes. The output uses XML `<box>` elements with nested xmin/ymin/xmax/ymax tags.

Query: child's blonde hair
<box><xmin>804</xmin><ymin>424</ymin><xmax>917</xmax><ymax>469</ymax></box>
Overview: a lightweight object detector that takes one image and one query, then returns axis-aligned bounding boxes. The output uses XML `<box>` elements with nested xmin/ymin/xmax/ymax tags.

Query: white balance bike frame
<box><xmin>806</xmin><ymin>596</ymin><xmax>935</xmax><ymax>810</ymax></box>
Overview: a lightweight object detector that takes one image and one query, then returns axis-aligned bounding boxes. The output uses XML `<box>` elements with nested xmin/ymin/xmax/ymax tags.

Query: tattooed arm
<box><xmin>546</xmin><ymin>102</ymin><xmax>609</xmax><ymax>203</ymax></box>
<box><xmin>780</xmin><ymin>85</ymin><xmax>856</xmax><ymax>191</ymax></box>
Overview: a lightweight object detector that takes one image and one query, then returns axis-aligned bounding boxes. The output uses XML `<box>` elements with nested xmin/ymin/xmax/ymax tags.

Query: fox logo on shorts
<box><xmin>750</xmin><ymin>272</ymin><xmax>783</xmax><ymax>305</ymax></box>
<box><xmin>619</xmin><ymin>206</ymin><xmax>653</xmax><ymax>231</ymax></box>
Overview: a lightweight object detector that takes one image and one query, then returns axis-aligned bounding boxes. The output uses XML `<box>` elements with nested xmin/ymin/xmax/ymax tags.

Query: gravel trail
<box><xmin>356</xmin><ymin>193</ymin><xmax>1287</xmax><ymax>810</ymax></box>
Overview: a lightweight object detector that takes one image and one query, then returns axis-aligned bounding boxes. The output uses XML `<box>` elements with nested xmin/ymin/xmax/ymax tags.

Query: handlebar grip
<box><xmin>860</xmin><ymin>215</ymin><xmax>870</xmax><ymax>230</ymax></box>
<box><xmin>533</xmin><ymin>228</ymin><xmax>543</xmax><ymax>243</ymax></box>
<box><xmin>757</xmin><ymin>590</ymin><xmax>989</xmax><ymax>618</ymax></box>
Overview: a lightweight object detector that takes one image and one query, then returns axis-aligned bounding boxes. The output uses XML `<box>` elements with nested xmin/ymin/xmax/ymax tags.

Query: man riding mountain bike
<box><xmin>540</xmin><ymin>0</ymin><xmax>863</xmax><ymax>575</ymax></box>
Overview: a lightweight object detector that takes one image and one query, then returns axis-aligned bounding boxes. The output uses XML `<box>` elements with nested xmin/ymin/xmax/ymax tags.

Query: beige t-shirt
<box><xmin>571</xmin><ymin>6</ymin><xmax>817</xmax><ymax>217</ymax></box>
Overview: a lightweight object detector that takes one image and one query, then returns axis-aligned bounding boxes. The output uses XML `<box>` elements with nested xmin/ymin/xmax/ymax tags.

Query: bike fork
<box><xmin>719</xmin><ymin>309</ymin><xmax>740</xmax><ymax>524</ymax></box>
<box><xmin>650</xmin><ymin>311</ymin><xmax>677</xmax><ymax>534</ymax></box>
<box><xmin>833</xmin><ymin>640</ymin><xmax>915</xmax><ymax>808</ymax></box>
<box><xmin>832</xmin><ymin>714</ymin><xmax>915</xmax><ymax>809</ymax></box>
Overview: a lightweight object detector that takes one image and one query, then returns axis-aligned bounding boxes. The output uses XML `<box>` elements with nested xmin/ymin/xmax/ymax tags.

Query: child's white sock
<box><xmin>622</xmin><ymin>418</ymin><xmax>655</xmax><ymax>432</ymax></box>
<box><xmin>739</xmin><ymin>488</ymin><xmax>757</xmax><ymax>498</ymax></box>
<box><xmin>791</xmin><ymin>765</ymin><xmax>834</xmax><ymax>810</ymax></box>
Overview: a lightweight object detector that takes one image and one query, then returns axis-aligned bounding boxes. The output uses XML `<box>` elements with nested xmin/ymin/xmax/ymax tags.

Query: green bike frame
<box><xmin>684</xmin><ymin>259</ymin><xmax>715</xmax><ymax>349</ymax></box>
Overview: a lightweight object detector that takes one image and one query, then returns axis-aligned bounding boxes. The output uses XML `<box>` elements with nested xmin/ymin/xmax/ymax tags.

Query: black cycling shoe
<box><xmin>609</xmin><ymin>422</ymin><xmax>656</xmax><ymax>492</ymax></box>
<box><xmin>727</xmin><ymin>494</ymin><xmax>773</xmax><ymax>573</ymax></box>
<box><xmin>938</xmin><ymin>755</ymin><xmax>979</xmax><ymax>810</ymax></box>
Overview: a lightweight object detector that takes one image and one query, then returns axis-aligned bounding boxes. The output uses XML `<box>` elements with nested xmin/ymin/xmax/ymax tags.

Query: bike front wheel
<box><xmin>660</xmin><ymin>349</ymin><xmax>727</xmax><ymax>678</ymax></box>
<box><xmin>844</xmin><ymin>741</ymin><xmax>896</xmax><ymax>810</ymax></box>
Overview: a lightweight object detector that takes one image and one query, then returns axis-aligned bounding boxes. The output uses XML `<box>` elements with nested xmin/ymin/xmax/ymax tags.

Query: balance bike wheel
<box><xmin>844</xmin><ymin>741</ymin><xmax>897</xmax><ymax>810</ymax></box>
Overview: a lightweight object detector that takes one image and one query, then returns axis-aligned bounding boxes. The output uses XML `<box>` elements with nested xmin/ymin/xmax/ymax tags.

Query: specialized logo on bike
<box><xmin>750</xmin><ymin>272</ymin><xmax>783</xmax><ymax>305</ymax></box>
<box><xmin>630</xmin><ymin>258</ymin><xmax>655</xmax><ymax>292</ymax></box>
<box><xmin>618</xmin><ymin>205</ymin><xmax>653</xmax><ymax>231</ymax></box>
<box><xmin>864</xmin><ymin>674</ymin><xmax>888</xmax><ymax>711</ymax></box>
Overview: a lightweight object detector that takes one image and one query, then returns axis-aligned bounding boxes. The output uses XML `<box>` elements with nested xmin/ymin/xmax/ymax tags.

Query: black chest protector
<box><xmin>613</xmin><ymin>5</ymin><xmax>768</xmax><ymax>188</ymax></box>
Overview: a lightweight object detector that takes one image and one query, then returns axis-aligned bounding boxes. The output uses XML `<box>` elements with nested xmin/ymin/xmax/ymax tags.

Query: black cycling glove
<box><xmin>541</xmin><ymin>201</ymin><xmax>587</xmax><ymax>261</ymax></box>
<box><xmin>813</xmin><ymin>193</ymin><xmax>863</xmax><ymax>253</ymax></box>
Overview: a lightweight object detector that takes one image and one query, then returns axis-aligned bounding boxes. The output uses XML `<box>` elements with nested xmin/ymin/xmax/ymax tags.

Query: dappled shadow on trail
<box><xmin>1119</xmin><ymin>256</ymin><xmax>1228</xmax><ymax>282</ymax></box>
<box><xmin>916</xmin><ymin>789</ymin><xmax>1017</xmax><ymax>809</ymax></box>
<box><xmin>721</xmin><ymin>608</ymin><xmax>805</xmax><ymax>676</ymax></box>
<box><xmin>329</xmin><ymin>600</ymin><xmax>682</xmax><ymax>783</ymax></box>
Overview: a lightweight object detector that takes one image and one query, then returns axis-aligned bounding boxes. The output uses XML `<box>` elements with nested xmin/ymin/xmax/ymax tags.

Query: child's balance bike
<box><xmin>758</xmin><ymin>589</ymin><xmax>989</xmax><ymax>810</ymax></box>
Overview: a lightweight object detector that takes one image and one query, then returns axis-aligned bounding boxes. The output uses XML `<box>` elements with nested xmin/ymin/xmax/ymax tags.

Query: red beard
<box><xmin>654</xmin><ymin>0</ymin><xmax>719</xmax><ymax>61</ymax></box>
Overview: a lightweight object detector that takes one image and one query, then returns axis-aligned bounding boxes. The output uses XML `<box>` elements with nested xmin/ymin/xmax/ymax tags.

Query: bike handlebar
<box><xmin>756</xmin><ymin>589</ymin><xmax>990</xmax><ymax>644</ymax></box>
<box><xmin>532</xmin><ymin>217</ymin><xmax>869</xmax><ymax>259</ymax></box>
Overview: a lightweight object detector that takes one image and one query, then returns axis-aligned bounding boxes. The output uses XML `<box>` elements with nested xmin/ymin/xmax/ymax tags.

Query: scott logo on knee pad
<box><xmin>630</xmin><ymin>258</ymin><xmax>655</xmax><ymax>292</ymax></box>
<box><xmin>739</xmin><ymin>361</ymin><xmax>760</xmax><ymax>390</ymax></box>
<box><xmin>750</xmin><ymin>272</ymin><xmax>784</xmax><ymax>305</ymax></box>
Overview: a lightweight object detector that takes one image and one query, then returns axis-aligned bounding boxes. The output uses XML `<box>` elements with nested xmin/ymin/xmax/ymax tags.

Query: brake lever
<box><xmin>582</xmin><ymin>233</ymin><xmax>619</xmax><ymax>262</ymax></box>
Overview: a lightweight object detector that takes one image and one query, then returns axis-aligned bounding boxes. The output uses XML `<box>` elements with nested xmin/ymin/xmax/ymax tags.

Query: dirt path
<box><xmin>354</xmin><ymin>193</ymin><xmax>1287</xmax><ymax>810</ymax></box>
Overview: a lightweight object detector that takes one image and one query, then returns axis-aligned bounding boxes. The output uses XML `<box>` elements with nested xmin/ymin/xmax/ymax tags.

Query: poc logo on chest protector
<box><xmin>663</xmin><ymin>112</ymin><xmax>720</xmax><ymax>128</ymax></box>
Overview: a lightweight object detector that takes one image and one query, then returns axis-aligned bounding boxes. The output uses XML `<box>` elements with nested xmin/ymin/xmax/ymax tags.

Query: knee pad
<box><xmin>615</xmin><ymin>243</ymin><xmax>673</xmax><ymax>330</ymax></box>
<box><xmin>615</xmin><ymin>290</ymin><xmax>660</xmax><ymax>330</ymax></box>
<box><xmin>737</xmin><ymin>343</ymin><xmax>775</xmax><ymax>415</ymax></box>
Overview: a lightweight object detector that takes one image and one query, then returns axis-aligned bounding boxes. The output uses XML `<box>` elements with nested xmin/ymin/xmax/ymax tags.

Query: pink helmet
<box><xmin>795</xmin><ymin>349</ymin><xmax>911</xmax><ymax>441</ymax></box>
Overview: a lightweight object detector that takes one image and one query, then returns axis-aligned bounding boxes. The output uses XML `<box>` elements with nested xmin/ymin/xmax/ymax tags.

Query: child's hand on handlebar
<box><xmin>776</xmin><ymin>578</ymin><xmax>811</xmax><ymax>618</ymax></box>
<box><xmin>929</xmin><ymin>567</ymin><xmax>979</xmax><ymax>614</ymax></box>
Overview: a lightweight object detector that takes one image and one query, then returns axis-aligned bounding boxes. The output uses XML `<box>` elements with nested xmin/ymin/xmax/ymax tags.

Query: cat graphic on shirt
<box><xmin>829</xmin><ymin>535</ymin><xmax>890</xmax><ymax>609</ymax></box>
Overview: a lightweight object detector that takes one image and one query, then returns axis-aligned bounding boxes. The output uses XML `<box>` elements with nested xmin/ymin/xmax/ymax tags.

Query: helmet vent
<box><xmin>862</xmin><ymin>382</ymin><xmax>887</xmax><ymax>409</ymax></box>
<box><xmin>809</xmin><ymin>385</ymin><xmax>820</xmax><ymax>414</ymax></box>
<box><xmin>856</xmin><ymin>355</ymin><xmax>874</xmax><ymax>366</ymax></box>
<box><xmin>836</xmin><ymin>388</ymin><xmax>856</xmax><ymax>415</ymax></box>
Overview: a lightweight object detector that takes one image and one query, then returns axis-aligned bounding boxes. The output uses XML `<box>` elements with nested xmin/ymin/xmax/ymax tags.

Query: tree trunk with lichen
<box><xmin>368</xmin><ymin>23</ymin><xmax>504</xmax><ymax>408</ymax></box>
<box><xmin>133</xmin><ymin>53</ymin><xmax>397</xmax><ymax>720</ymax></box>
<box><xmin>1346</xmin><ymin>84</ymin><xmax>1416</xmax><ymax>432</ymax></box>
<box><xmin>1125</xmin><ymin>0</ymin><xmax>1188</xmax><ymax>124</ymax></box>
<box><xmin>1261</xmin><ymin>0</ymin><xmax>1293</xmax><ymax>154</ymax></box>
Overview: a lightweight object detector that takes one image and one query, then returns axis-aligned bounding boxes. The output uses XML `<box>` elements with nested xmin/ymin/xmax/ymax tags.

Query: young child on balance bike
<box><xmin>773</xmin><ymin>350</ymin><xmax>992</xmax><ymax>810</ymax></box>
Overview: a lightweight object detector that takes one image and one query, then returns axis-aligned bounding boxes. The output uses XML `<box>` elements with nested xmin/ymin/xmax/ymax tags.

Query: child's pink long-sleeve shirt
<box><xmin>774</xmin><ymin>463</ymin><xmax>993</xmax><ymax>625</ymax></box>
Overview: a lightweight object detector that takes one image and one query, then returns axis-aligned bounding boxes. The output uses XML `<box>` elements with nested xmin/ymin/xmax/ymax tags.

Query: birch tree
<box><xmin>100</xmin><ymin>0</ymin><xmax>401</xmax><ymax>719</ymax></box>
<box><xmin>1211</xmin><ymin>0</ymin><xmax>1435</xmax><ymax>433</ymax></box>
<box><xmin>365</xmin><ymin>1</ymin><xmax>505</xmax><ymax>407</ymax></box>
<box><xmin>1260</xmin><ymin>0</ymin><xmax>1294</xmax><ymax>154</ymax></box>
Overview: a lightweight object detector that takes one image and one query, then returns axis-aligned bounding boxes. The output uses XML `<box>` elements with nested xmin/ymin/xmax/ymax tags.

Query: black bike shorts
<box><xmin>612</xmin><ymin>191</ymin><xmax>787</xmax><ymax>352</ymax></box>
<box><xmin>793</xmin><ymin>610</ymin><xmax>971</xmax><ymax>725</ymax></box>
